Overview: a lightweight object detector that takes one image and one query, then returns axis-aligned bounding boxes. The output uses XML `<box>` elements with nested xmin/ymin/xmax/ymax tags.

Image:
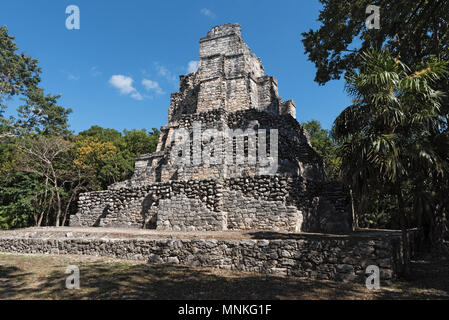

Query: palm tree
<box><xmin>333</xmin><ymin>50</ymin><xmax>448</xmax><ymax>275</ymax></box>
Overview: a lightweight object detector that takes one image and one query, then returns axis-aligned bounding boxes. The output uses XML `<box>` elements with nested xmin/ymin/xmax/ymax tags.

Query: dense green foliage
<box><xmin>0</xmin><ymin>26</ymin><xmax>40</xmax><ymax>104</ymax></box>
<box><xmin>302</xmin><ymin>0</ymin><xmax>448</xmax><ymax>85</ymax></box>
<box><xmin>334</xmin><ymin>50</ymin><xmax>448</xmax><ymax>260</ymax></box>
<box><xmin>302</xmin><ymin>1</ymin><xmax>449</xmax><ymax>258</ymax></box>
<box><xmin>302</xmin><ymin>120</ymin><xmax>341</xmax><ymax>180</ymax></box>
<box><xmin>0</xmin><ymin>130</ymin><xmax>159</xmax><ymax>228</ymax></box>
<box><xmin>76</xmin><ymin>126</ymin><xmax>160</xmax><ymax>190</ymax></box>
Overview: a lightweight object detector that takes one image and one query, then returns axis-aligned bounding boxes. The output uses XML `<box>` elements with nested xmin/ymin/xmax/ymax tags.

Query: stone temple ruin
<box><xmin>70</xmin><ymin>23</ymin><xmax>353</xmax><ymax>234</ymax></box>
<box><xmin>2</xmin><ymin>24</ymin><xmax>413</xmax><ymax>283</ymax></box>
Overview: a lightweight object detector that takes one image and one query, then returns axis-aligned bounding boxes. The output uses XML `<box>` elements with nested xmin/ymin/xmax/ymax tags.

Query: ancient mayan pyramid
<box><xmin>71</xmin><ymin>24</ymin><xmax>353</xmax><ymax>234</ymax></box>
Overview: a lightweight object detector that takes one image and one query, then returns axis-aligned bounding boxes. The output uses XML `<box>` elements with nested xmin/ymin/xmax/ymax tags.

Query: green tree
<box><xmin>77</xmin><ymin>126</ymin><xmax>160</xmax><ymax>189</ymax></box>
<box><xmin>302</xmin><ymin>120</ymin><xmax>341</xmax><ymax>180</ymax></box>
<box><xmin>333</xmin><ymin>50</ymin><xmax>448</xmax><ymax>273</ymax></box>
<box><xmin>303</xmin><ymin>0</ymin><xmax>449</xmax><ymax>252</ymax></box>
<box><xmin>123</xmin><ymin>128</ymin><xmax>160</xmax><ymax>156</ymax></box>
<box><xmin>74</xmin><ymin>136</ymin><xmax>119</xmax><ymax>190</ymax></box>
<box><xmin>1</xmin><ymin>26</ymin><xmax>72</xmax><ymax>137</ymax></box>
<box><xmin>0</xmin><ymin>171</ymin><xmax>46</xmax><ymax>229</ymax></box>
<box><xmin>1</xmin><ymin>25</ymin><xmax>41</xmax><ymax>135</ymax></box>
<box><xmin>302</xmin><ymin>0</ymin><xmax>449</xmax><ymax>85</ymax></box>
<box><xmin>78</xmin><ymin>125</ymin><xmax>123</xmax><ymax>143</ymax></box>
<box><xmin>17</xmin><ymin>136</ymin><xmax>73</xmax><ymax>226</ymax></box>
<box><xmin>0</xmin><ymin>26</ymin><xmax>40</xmax><ymax>104</ymax></box>
<box><xmin>77</xmin><ymin>126</ymin><xmax>133</xmax><ymax>188</ymax></box>
<box><xmin>15</xmin><ymin>88</ymin><xmax>72</xmax><ymax>136</ymax></box>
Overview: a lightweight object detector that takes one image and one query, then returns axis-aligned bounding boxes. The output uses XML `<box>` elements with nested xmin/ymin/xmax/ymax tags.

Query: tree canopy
<box><xmin>302</xmin><ymin>0</ymin><xmax>449</xmax><ymax>85</ymax></box>
<box><xmin>302</xmin><ymin>120</ymin><xmax>341</xmax><ymax>180</ymax></box>
<box><xmin>303</xmin><ymin>0</ymin><xmax>449</xmax><ymax>259</ymax></box>
<box><xmin>333</xmin><ymin>49</ymin><xmax>448</xmax><ymax>269</ymax></box>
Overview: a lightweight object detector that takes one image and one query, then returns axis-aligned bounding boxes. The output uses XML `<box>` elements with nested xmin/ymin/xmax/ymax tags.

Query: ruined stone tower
<box><xmin>71</xmin><ymin>24</ymin><xmax>352</xmax><ymax>234</ymax></box>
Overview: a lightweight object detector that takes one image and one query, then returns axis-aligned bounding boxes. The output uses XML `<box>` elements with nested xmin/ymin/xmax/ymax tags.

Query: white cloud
<box><xmin>201</xmin><ymin>8</ymin><xmax>215</xmax><ymax>18</ymax></box>
<box><xmin>67</xmin><ymin>73</ymin><xmax>80</xmax><ymax>81</ymax></box>
<box><xmin>109</xmin><ymin>75</ymin><xmax>142</xmax><ymax>100</ymax></box>
<box><xmin>154</xmin><ymin>62</ymin><xmax>176</xmax><ymax>82</ymax></box>
<box><xmin>60</xmin><ymin>69</ymin><xmax>79</xmax><ymax>81</ymax></box>
<box><xmin>142</xmin><ymin>79</ymin><xmax>165</xmax><ymax>95</ymax></box>
<box><xmin>90</xmin><ymin>66</ymin><xmax>102</xmax><ymax>77</ymax></box>
<box><xmin>130</xmin><ymin>91</ymin><xmax>143</xmax><ymax>100</ymax></box>
<box><xmin>109</xmin><ymin>75</ymin><xmax>134</xmax><ymax>94</ymax></box>
<box><xmin>187</xmin><ymin>60</ymin><xmax>198</xmax><ymax>73</ymax></box>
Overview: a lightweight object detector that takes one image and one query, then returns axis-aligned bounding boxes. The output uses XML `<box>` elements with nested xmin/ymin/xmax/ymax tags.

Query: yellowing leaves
<box><xmin>74</xmin><ymin>137</ymin><xmax>117</xmax><ymax>170</ymax></box>
<box><xmin>411</xmin><ymin>66</ymin><xmax>432</xmax><ymax>79</ymax></box>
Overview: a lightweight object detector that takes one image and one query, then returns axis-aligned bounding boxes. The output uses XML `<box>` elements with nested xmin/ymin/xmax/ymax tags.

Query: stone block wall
<box><xmin>71</xmin><ymin>175</ymin><xmax>352</xmax><ymax>234</ymax></box>
<box><xmin>72</xmin><ymin>179</ymin><xmax>223</xmax><ymax>229</ymax></box>
<box><xmin>169</xmin><ymin>73</ymin><xmax>199</xmax><ymax>122</ymax></box>
<box><xmin>280</xmin><ymin>100</ymin><xmax>296</xmax><ymax>119</ymax></box>
<box><xmin>225</xmin><ymin>77</ymin><xmax>250</xmax><ymax>113</ymax></box>
<box><xmin>223</xmin><ymin>190</ymin><xmax>302</xmax><ymax>232</ymax></box>
<box><xmin>197</xmin><ymin>78</ymin><xmax>223</xmax><ymax>113</ymax></box>
<box><xmin>123</xmin><ymin>108</ymin><xmax>327</xmax><ymax>188</ymax></box>
<box><xmin>199</xmin><ymin>27</ymin><xmax>243</xmax><ymax>57</ymax></box>
<box><xmin>157</xmin><ymin>196</ymin><xmax>226</xmax><ymax>231</ymax></box>
<box><xmin>0</xmin><ymin>231</ymin><xmax>414</xmax><ymax>282</ymax></box>
<box><xmin>168</xmin><ymin>23</ymin><xmax>289</xmax><ymax>119</ymax></box>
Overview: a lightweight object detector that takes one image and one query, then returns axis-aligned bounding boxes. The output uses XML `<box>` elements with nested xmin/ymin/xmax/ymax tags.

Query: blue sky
<box><xmin>1</xmin><ymin>0</ymin><xmax>352</xmax><ymax>133</ymax></box>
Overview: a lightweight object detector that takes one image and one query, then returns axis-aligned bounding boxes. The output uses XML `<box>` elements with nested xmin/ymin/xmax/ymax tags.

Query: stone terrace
<box><xmin>0</xmin><ymin>227</ymin><xmax>412</xmax><ymax>282</ymax></box>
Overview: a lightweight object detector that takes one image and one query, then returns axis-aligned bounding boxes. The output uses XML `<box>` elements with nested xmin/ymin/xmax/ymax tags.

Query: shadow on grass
<box><xmin>0</xmin><ymin>265</ymin><xmax>33</xmax><ymax>299</ymax></box>
<box><xmin>374</xmin><ymin>259</ymin><xmax>449</xmax><ymax>300</ymax></box>
<box><xmin>1</xmin><ymin>258</ymin><xmax>448</xmax><ymax>300</ymax></box>
<box><xmin>1</xmin><ymin>262</ymin><xmax>370</xmax><ymax>300</ymax></box>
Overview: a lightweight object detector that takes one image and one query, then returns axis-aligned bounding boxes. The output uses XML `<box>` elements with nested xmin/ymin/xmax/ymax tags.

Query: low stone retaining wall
<box><xmin>0</xmin><ymin>231</ymin><xmax>410</xmax><ymax>282</ymax></box>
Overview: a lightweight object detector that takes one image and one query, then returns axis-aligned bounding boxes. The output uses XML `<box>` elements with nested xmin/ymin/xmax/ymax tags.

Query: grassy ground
<box><xmin>0</xmin><ymin>253</ymin><xmax>448</xmax><ymax>300</ymax></box>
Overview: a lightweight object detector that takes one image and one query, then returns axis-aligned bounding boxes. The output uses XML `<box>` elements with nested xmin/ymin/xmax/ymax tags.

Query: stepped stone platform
<box><xmin>0</xmin><ymin>24</ymin><xmax>415</xmax><ymax>284</ymax></box>
<box><xmin>0</xmin><ymin>24</ymin><xmax>407</xmax><ymax>283</ymax></box>
<box><xmin>0</xmin><ymin>227</ymin><xmax>411</xmax><ymax>282</ymax></box>
<box><xmin>69</xmin><ymin>23</ymin><xmax>353</xmax><ymax>234</ymax></box>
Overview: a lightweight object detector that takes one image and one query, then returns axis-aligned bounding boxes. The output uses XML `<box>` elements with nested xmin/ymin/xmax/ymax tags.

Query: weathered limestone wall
<box><xmin>124</xmin><ymin>108</ymin><xmax>327</xmax><ymax>188</ymax></box>
<box><xmin>71</xmin><ymin>175</ymin><xmax>351</xmax><ymax>234</ymax></box>
<box><xmin>157</xmin><ymin>196</ymin><xmax>227</xmax><ymax>231</ymax></box>
<box><xmin>72</xmin><ymin>180</ymin><xmax>222</xmax><ymax>229</ymax></box>
<box><xmin>280</xmin><ymin>100</ymin><xmax>296</xmax><ymax>119</ymax></box>
<box><xmin>169</xmin><ymin>23</ymin><xmax>286</xmax><ymax>119</ymax></box>
<box><xmin>223</xmin><ymin>190</ymin><xmax>302</xmax><ymax>232</ymax></box>
<box><xmin>0</xmin><ymin>232</ymin><xmax>411</xmax><ymax>282</ymax></box>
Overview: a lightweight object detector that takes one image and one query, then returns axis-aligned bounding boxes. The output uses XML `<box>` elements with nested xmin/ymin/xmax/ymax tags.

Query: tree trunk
<box><xmin>49</xmin><ymin>165</ymin><xmax>62</xmax><ymax>227</ymax></box>
<box><xmin>62</xmin><ymin>209</ymin><xmax>68</xmax><ymax>227</ymax></box>
<box><xmin>62</xmin><ymin>192</ymin><xmax>76</xmax><ymax>227</ymax></box>
<box><xmin>53</xmin><ymin>179</ymin><xmax>62</xmax><ymax>227</ymax></box>
<box><xmin>37</xmin><ymin>212</ymin><xmax>44</xmax><ymax>227</ymax></box>
<box><xmin>37</xmin><ymin>177</ymin><xmax>49</xmax><ymax>227</ymax></box>
<box><xmin>43</xmin><ymin>191</ymin><xmax>54</xmax><ymax>227</ymax></box>
<box><xmin>431</xmin><ymin>205</ymin><xmax>448</xmax><ymax>253</ymax></box>
<box><xmin>55</xmin><ymin>188</ymin><xmax>62</xmax><ymax>227</ymax></box>
<box><xmin>398</xmin><ymin>190</ymin><xmax>411</xmax><ymax>276</ymax></box>
<box><xmin>33</xmin><ymin>213</ymin><xmax>38</xmax><ymax>227</ymax></box>
<box><xmin>350</xmin><ymin>187</ymin><xmax>358</xmax><ymax>230</ymax></box>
